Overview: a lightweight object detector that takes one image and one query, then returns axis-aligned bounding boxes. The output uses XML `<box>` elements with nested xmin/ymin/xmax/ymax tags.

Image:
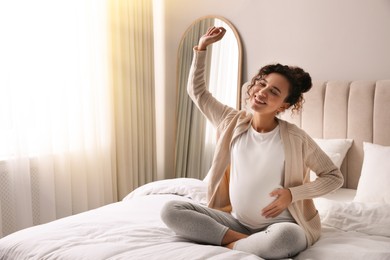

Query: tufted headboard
<box><xmin>241</xmin><ymin>80</ymin><xmax>390</xmax><ymax>189</ymax></box>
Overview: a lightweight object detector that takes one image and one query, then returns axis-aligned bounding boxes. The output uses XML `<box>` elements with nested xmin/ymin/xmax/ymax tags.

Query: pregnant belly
<box><xmin>231</xmin><ymin>185</ymin><xmax>285</xmax><ymax>229</ymax></box>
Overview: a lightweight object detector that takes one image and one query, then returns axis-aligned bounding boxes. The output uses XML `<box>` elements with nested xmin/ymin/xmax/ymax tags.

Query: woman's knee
<box><xmin>267</xmin><ymin>223</ymin><xmax>307</xmax><ymax>251</ymax></box>
<box><xmin>160</xmin><ymin>200</ymin><xmax>190</xmax><ymax>227</ymax></box>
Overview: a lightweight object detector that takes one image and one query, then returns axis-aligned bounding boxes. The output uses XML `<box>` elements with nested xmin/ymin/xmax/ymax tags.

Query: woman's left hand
<box><xmin>261</xmin><ymin>188</ymin><xmax>292</xmax><ymax>218</ymax></box>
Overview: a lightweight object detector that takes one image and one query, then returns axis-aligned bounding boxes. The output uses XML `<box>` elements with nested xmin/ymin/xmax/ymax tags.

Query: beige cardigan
<box><xmin>187</xmin><ymin>49</ymin><xmax>344</xmax><ymax>246</ymax></box>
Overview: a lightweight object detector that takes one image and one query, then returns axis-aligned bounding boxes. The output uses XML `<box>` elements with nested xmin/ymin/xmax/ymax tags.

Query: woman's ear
<box><xmin>278</xmin><ymin>103</ymin><xmax>290</xmax><ymax>113</ymax></box>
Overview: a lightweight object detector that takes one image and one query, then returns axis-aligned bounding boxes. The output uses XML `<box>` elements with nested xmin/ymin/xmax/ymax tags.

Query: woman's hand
<box><xmin>261</xmin><ymin>188</ymin><xmax>292</xmax><ymax>218</ymax></box>
<box><xmin>197</xmin><ymin>26</ymin><xmax>226</xmax><ymax>51</ymax></box>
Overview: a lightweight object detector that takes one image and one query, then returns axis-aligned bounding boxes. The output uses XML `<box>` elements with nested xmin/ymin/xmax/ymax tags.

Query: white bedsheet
<box><xmin>316</xmin><ymin>198</ymin><xmax>390</xmax><ymax>237</ymax></box>
<box><xmin>1</xmin><ymin>179</ymin><xmax>389</xmax><ymax>260</ymax></box>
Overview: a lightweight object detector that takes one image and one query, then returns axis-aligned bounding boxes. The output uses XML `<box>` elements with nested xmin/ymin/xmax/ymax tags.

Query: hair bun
<box><xmin>291</xmin><ymin>67</ymin><xmax>312</xmax><ymax>93</ymax></box>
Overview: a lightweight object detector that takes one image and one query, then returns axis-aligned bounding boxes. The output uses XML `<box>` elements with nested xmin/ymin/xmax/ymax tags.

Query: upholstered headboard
<box><xmin>242</xmin><ymin>80</ymin><xmax>390</xmax><ymax>189</ymax></box>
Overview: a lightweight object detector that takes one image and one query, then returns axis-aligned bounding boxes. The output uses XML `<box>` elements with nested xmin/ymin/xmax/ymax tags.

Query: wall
<box><xmin>154</xmin><ymin>0</ymin><xmax>390</xmax><ymax>179</ymax></box>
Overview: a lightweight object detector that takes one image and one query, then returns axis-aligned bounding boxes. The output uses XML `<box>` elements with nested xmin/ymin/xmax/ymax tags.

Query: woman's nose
<box><xmin>256</xmin><ymin>88</ymin><xmax>267</xmax><ymax>97</ymax></box>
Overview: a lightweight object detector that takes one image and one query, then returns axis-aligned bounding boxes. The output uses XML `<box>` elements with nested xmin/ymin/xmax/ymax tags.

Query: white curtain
<box><xmin>0</xmin><ymin>0</ymin><xmax>116</xmax><ymax>237</ymax></box>
<box><xmin>109</xmin><ymin>0</ymin><xmax>156</xmax><ymax>200</ymax></box>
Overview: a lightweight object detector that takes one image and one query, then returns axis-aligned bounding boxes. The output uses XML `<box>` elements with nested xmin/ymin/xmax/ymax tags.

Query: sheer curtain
<box><xmin>109</xmin><ymin>0</ymin><xmax>156</xmax><ymax>200</ymax></box>
<box><xmin>0</xmin><ymin>0</ymin><xmax>116</xmax><ymax>237</ymax></box>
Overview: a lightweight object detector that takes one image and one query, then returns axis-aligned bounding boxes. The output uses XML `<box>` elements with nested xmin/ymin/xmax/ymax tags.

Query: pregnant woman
<box><xmin>161</xmin><ymin>26</ymin><xmax>343</xmax><ymax>259</ymax></box>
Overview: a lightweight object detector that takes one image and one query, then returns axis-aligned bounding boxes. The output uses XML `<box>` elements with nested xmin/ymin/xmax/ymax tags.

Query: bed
<box><xmin>1</xmin><ymin>80</ymin><xmax>390</xmax><ymax>259</ymax></box>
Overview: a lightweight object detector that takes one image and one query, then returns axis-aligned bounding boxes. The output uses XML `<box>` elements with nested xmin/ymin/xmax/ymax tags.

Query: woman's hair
<box><xmin>247</xmin><ymin>63</ymin><xmax>312</xmax><ymax>114</ymax></box>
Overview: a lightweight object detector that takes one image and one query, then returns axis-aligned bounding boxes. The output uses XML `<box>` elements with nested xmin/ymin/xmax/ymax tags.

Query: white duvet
<box><xmin>1</xmin><ymin>178</ymin><xmax>390</xmax><ymax>260</ymax></box>
<box><xmin>0</xmin><ymin>179</ymin><xmax>260</xmax><ymax>260</ymax></box>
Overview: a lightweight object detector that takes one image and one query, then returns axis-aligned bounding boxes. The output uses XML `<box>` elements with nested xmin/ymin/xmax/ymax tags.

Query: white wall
<box><xmin>155</xmin><ymin>0</ymin><xmax>390</xmax><ymax>179</ymax></box>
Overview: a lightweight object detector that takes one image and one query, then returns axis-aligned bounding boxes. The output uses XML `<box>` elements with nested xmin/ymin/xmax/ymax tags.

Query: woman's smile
<box><xmin>254</xmin><ymin>96</ymin><xmax>266</xmax><ymax>105</ymax></box>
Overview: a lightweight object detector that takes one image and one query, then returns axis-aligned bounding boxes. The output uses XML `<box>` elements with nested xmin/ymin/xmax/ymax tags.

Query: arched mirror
<box><xmin>174</xmin><ymin>16</ymin><xmax>242</xmax><ymax>179</ymax></box>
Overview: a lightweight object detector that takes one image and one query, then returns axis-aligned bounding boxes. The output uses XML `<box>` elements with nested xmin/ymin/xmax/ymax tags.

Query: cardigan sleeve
<box><xmin>186</xmin><ymin>48</ymin><xmax>236</xmax><ymax>128</ymax></box>
<box><xmin>286</xmin><ymin>126</ymin><xmax>344</xmax><ymax>202</ymax></box>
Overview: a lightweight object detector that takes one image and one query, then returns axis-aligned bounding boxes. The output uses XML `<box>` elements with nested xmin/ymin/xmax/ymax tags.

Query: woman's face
<box><xmin>249</xmin><ymin>73</ymin><xmax>290</xmax><ymax>115</ymax></box>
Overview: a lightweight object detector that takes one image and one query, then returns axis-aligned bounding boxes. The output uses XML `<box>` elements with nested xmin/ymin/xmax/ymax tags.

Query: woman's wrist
<box><xmin>197</xmin><ymin>44</ymin><xmax>207</xmax><ymax>51</ymax></box>
<box><xmin>195</xmin><ymin>45</ymin><xmax>207</xmax><ymax>51</ymax></box>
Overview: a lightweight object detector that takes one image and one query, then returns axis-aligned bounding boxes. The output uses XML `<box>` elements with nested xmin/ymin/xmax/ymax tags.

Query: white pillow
<box><xmin>123</xmin><ymin>178</ymin><xmax>207</xmax><ymax>204</ymax></box>
<box><xmin>354</xmin><ymin>142</ymin><xmax>390</xmax><ymax>204</ymax></box>
<box><xmin>310</xmin><ymin>138</ymin><xmax>353</xmax><ymax>181</ymax></box>
<box><xmin>313</xmin><ymin>138</ymin><xmax>353</xmax><ymax>167</ymax></box>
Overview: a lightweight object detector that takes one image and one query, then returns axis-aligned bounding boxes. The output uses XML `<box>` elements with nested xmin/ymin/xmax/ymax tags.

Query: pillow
<box><xmin>313</xmin><ymin>138</ymin><xmax>353</xmax><ymax>167</ymax></box>
<box><xmin>123</xmin><ymin>178</ymin><xmax>207</xmax><ymax>204</ymax></box>
<box><xmin>354</xmin><ymin>142</ymin><xmax>390</xmax><ymax>204</ymax></box>
<box><xmin>310</xmin><ymin>138</ymin><xmax>353</xmax><ymax>181</ymax></box>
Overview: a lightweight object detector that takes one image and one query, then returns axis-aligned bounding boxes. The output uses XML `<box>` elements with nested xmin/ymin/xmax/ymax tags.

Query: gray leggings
<box><xmin>161</xmin><ymin>200</ymin><xmax>307</xmax><ymax>259</ymax></box>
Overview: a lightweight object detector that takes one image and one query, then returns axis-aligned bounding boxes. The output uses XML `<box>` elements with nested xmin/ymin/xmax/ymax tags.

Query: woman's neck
<box><xmin>251</xmin><ymin>114</ymin><xmax>278</xmax><ymax>133</ymax></box>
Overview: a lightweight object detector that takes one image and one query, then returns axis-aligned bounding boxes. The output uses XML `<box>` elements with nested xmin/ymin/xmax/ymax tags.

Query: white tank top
<box><xmin>230</xmin><ymin>125</ymin><xmax>294</xmax><ymax>229</ymax></box>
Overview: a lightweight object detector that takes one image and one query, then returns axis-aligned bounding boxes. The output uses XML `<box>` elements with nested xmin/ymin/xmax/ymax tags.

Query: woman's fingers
<box><xmin>206</xmin><ymin>26</ymin><xmax>215</xmax><ymax>35</ymax></box>
<box><xmin>261</xmin><ymin>188</ymin><xmax>292</xmax><ymax>218</ymax></box>
<box><xmin>208</xmin><ymin>26</ymin><xmax>226</xmax><ymax>36</ymax></box>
